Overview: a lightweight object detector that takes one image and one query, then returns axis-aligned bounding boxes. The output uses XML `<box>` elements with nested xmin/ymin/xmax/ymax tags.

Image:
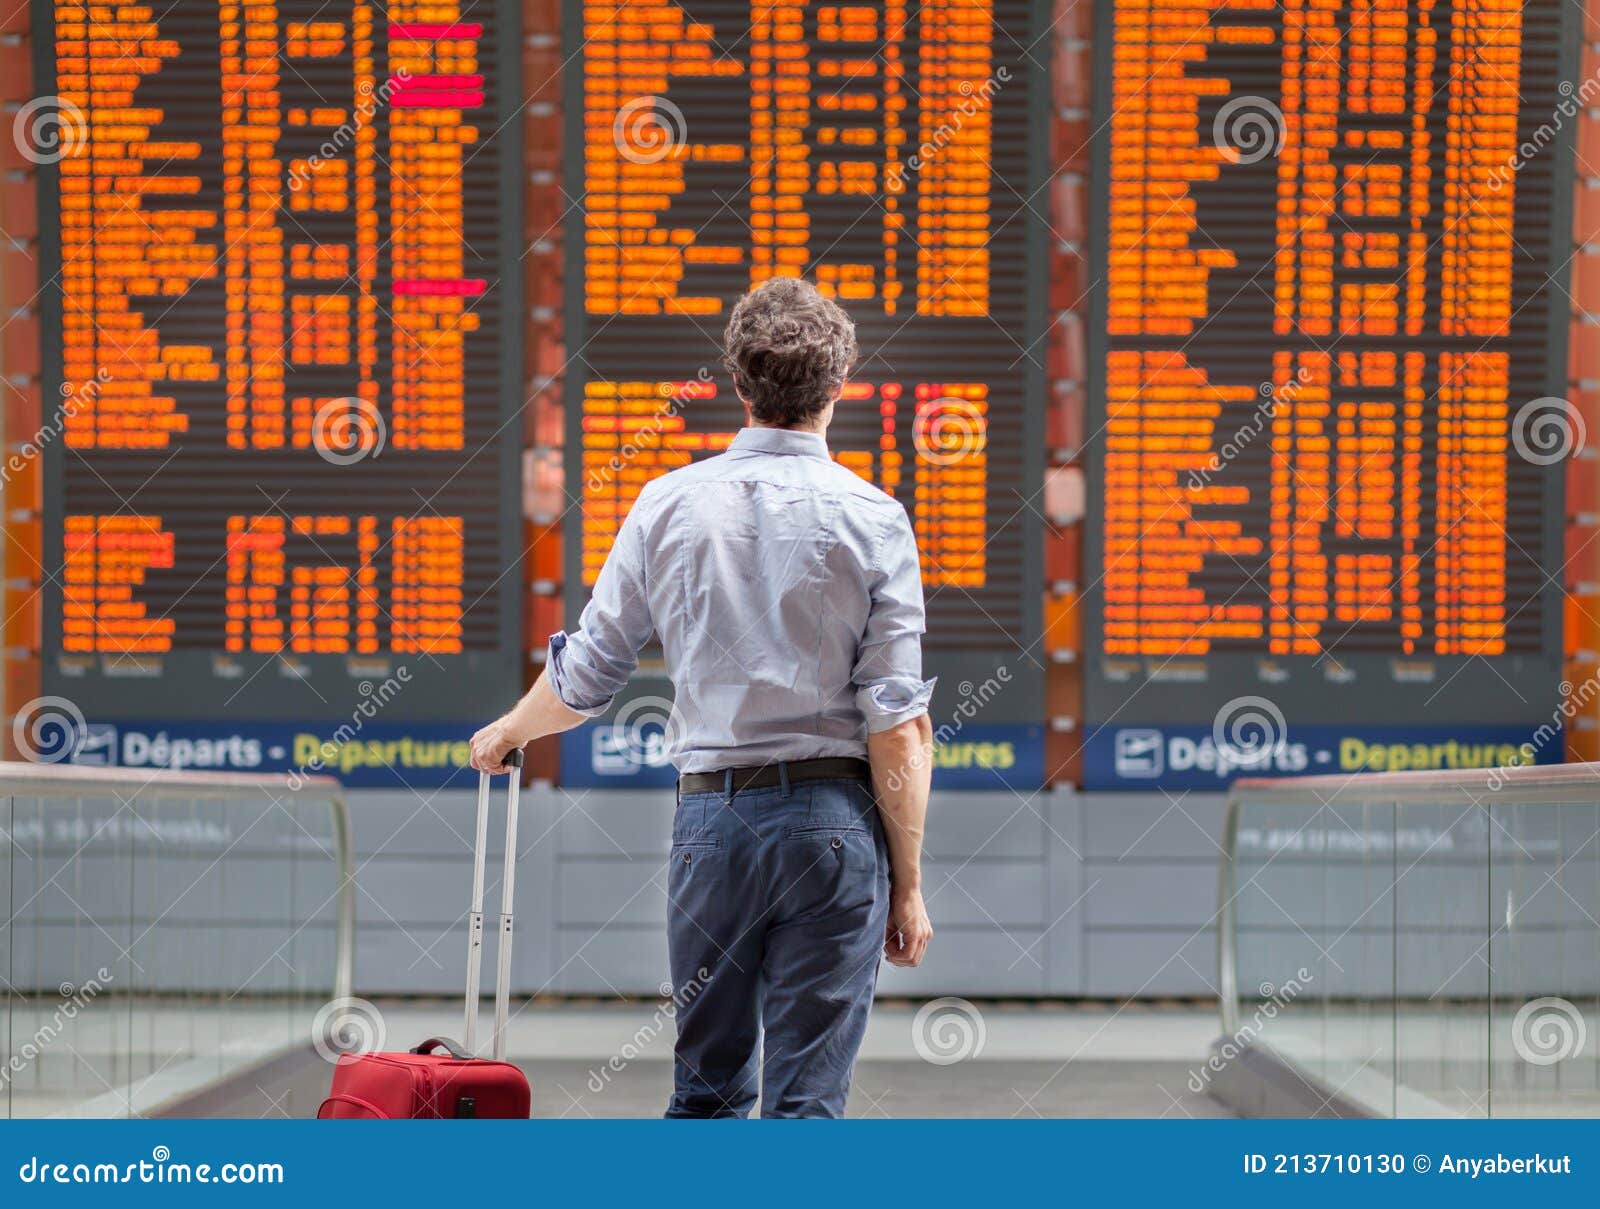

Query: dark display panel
<box><xmin>564</xmin><ymin>0</ymin><xmax>1046</xmax><ymax>748</ymax></box>
<box><xmin>1084</xmin><ymin>0</ymin><xmax>1575</xmax><ymax>750</ymax></box>
<box><xmin>35</xmin><ymin>1</ymin><xmax>522</xmax><ymax>721</ymax></box>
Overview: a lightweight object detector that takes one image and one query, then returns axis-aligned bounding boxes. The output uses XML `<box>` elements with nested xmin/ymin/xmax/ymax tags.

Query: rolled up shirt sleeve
<box><xmin>546</xmin><ymin>494</ymin><xmax>655</xmax><ymax>716</ymax></box>
<box><xmin>852</xmin><ymin>505</ymin><xmax>936</xmax><ymax>732</ymax></box>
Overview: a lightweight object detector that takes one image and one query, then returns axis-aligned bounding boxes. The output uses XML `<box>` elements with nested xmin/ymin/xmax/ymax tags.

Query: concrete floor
<box><xmin>15</xmin><ymin>998</ymin><xmax>1598</xmax><ymax>1118</ymax></box>
<box><xmin>535</xmin><ymin>1058</ymin><xmax>1228</xmax><ymax>1118</ymax></box>
<box><xmin>4</xmin><ymin>999</ymin><xmax>1235</xmax><ymax>1118</ymax></box>
<box><xmin>394</xmin><ymin>1001</ymin><xmax>1234</xmax><ymax>1119</ymax></box>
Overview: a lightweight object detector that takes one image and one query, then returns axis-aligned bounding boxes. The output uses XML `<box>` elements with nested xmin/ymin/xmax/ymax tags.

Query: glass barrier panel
<box><xmin>1488</xmin><ymin>799</ymin><xmax>1600</xmax><ymax>1117</ymax></box>
<box><xmin>1231</xmin><ymin>796</ymin><xmax>1333</xmax><ymax>1087</ymax></box>
<box><xmin>1317</xmin><ymin>797</ymin><xmax>1395</xmax><ymax>1115</ymax></box>
<box><xmin>1224</xmin><ymin>773</ymin><xmax>1600</xmax><ymax>1119</ymax></box>
<box><xmin>0</xmin><ymin>771</ymin><xmax>349</xmax><ymax>1119</ymax></box>
<box><xmin>1393</xmin><ymin>798</ymin><xmax>1488</xmax><ymax>1116</ymax></box>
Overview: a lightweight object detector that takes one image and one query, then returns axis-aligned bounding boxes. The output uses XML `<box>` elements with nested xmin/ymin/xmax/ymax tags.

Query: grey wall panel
<box><xmin>1044</xmin><ymin>790</ymin><xmax>1086</xmax><ymax>994</ymax></box>
<box><xmin>344</xmin><ymin>789</ymin><xmax>558</xmax><ymax>994</ymax></box>
<box><xmin>556</xmin><ymin>791</ymin><xmax>673</xmax><ymax>856</ymax></box>
<box><xmin>350</xmin><ymin>793</ymin><xmax>492</xmax><ymax>859</ymax></box>
<box><xmin>557</xmin><ymin>859</ymin><xmax>667</xmax><ymax>927</ymax></box>
<box><xmin>356</xmin><ymin>858</ymin><xmax>480</xmax><ymax>927</ymax></box>
<box><xmin>922</xmin><ymin>860</ymin><xmax>1046</xmax><ymax>928</ymax></box>
<box><xmin>1085</xmin><ymin>861</ymin><xmax>1218</xmax><ymax>929</ymax></box>
<box><xmin>1084</xmin><ymin>929</ymin><xmax>1219</xmax><ymax>998</ymax></box>
<box><xmin>551</xmin><ymin>926</ymin><xmax>669</xmax><ymax>994</ymax></box>
<box><xmin>878</xmin><ymin>928</ymin><xmax>1051</xmax><ymax>996</ymax></box>
<box><xmin>173</xmin><ymin>924</ymin><xmax>326</xmax><ymax>995</ymax></box>
<box><xmin>923</xmin><ymin>794</ymin><xmax>1048</xmax><ymax>859</ymax></box>
<box><xmin>1077</xmin><ymin>793</ymin><xmax>1231</xmax><ymax>996</ymax></box>
<box><xmin>1082</xmin><ymin>793</ymin><xmax>1227</xmax><ymax>860</ymax></box>
<box><xmin>353</xmin><ymin>924</ymin><xmax>468</xmax><ymax>994</ymax></box>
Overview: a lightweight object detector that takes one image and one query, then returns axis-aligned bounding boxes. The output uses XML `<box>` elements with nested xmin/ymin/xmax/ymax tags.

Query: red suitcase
<box><xmin>320</xmin><ymin>752</ymin><xmax>533</xmax><ymax>1119</ymax></box>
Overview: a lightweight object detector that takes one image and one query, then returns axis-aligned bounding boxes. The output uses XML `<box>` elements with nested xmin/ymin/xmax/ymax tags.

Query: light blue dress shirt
<box><xmin>548</xmin><ymin>426</ymin><xmax>935</xmax><ymax>773</ymax></box>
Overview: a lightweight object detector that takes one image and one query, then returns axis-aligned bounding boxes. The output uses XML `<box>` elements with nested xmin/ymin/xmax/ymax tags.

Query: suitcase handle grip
<box><xmin>411</xmin><ymin>1036</ymin><xmax>473</xmax><ymax>1060</ymax></box>
<box><xmin>504</xmin><ymin>748</ymin><xmax>524</xmax><ymax>769</ymax></box>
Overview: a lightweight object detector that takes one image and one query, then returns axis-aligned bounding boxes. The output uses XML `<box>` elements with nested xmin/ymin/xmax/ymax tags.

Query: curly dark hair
<box><xmin>721</xmin><ymin>277</ymin><xmax>858</xmax><ymax>428</ymax></box>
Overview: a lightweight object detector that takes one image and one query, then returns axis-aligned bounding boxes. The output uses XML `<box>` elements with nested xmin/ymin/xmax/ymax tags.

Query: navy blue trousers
<box><xmin>664</xmin><ymin>774</ymin><xmax>890</xmax><ymax>1118</ymax></box>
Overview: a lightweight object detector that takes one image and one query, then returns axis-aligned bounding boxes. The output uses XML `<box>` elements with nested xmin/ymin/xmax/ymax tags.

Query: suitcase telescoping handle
<box><xmin>464</xmin><ymin>748</ymin><xmax>523</xmax><ymax>1061</ymax></box>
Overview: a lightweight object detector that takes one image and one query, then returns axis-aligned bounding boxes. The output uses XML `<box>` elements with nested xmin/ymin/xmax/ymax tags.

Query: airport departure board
<box><xmin>566</xmin><ymin>0</ymin><xmax>1044</xmax><ymax>650</ymax></box>
<box><xmin>1084</xmin><ymin>0</ymin><xmax>1575</xmax><ymax>755</ymax></box>
<box><xmin>34</xmin><ymin>1</ymin><xmax>522</xmax><ymax>722</ymax></box>
<box><xmin>560</xmin><ymin>0</ymin><xmax>1047</xmax><ymax>786</ymax></box>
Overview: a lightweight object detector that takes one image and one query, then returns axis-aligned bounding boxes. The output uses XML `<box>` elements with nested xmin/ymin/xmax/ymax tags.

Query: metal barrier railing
<box><xmin>0</xmin><ymin>762</ymin><xmax>352</xmax><ymax>1118</ymax></box>
<box><xmin>1219</xmin><ymin>763</ymin><xmax>1600</xmax><ymax>1117</ymax></box>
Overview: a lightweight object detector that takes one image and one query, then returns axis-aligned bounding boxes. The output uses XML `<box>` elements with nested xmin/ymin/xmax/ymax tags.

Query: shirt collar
<box><xmin>728</xmin><ymin>426</ymin><xmax>830</xmax><ymax>460</ymax></box>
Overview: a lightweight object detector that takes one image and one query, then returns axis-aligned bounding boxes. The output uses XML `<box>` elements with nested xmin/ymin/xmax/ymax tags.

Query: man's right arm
<box><xmin>868</xmin><ymin>713</ymin><xmax>934</xmax><ymax>967</ymax></box>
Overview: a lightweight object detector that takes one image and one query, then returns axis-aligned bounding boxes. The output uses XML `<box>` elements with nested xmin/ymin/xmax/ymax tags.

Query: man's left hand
<box><xmin>469</xmin><ymin>718</ymin><xmax>525</xmax><ymax>774</ymax></box>
<box><xmin>884</xmin><ymin>886</ymin><xmax>932</xmax><ymax>968</ymax></box>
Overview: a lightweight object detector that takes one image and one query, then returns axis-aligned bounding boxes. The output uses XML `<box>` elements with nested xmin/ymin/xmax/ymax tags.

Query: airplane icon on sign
<box><xmin>1114</xmin><ymin>729</ymin><xmax>1164</xmax><ymax>778</ymax></box>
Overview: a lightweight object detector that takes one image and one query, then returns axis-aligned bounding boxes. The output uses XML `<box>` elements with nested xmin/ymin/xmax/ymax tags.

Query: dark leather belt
<box><xmin>678</xmin><ymin>756</ymin><xmax>871</xmax><ymax>796</ymax></box>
